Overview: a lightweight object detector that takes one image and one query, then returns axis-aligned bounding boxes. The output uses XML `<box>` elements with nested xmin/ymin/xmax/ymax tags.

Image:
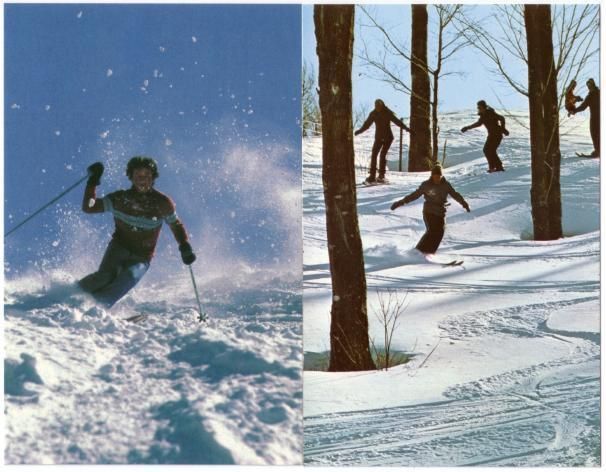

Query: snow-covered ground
<box><xmin>4</xmin><ymin>268</ymin><xmax>302</xmax><ymax>464</ymax></box>
<box><xmin>303</xmin><ymin>111</ymin><xmax>600</xmax><ymax>466</ymax></box>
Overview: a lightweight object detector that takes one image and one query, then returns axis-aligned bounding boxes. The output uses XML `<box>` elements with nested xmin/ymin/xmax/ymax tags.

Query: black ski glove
<box><xmin>460</xmin><ymin>126</ymin><xmax>469</xmax><ymax>133</ymax></box>
<box><xmin>87</xmin><ymin>162</ymin><xmax>104</xmax><ymax>187</ymax></box>
<box><xmin>502</xmin><ymin>128</ymin><xmax>510</xmax><ymax>136</ymax></box>
<box><xmin>354</xmin><ymin>130</ymin><xmax>362</xmax><ymax>136</ymax></box>
<box><xmin>390</xmin><ymin>200</ymin><xmax>404</xmax><ymax>211</ymax></box>
<box><xmin>179</xmin><ymin>242</ymin><xmax>196</xmax><ymax>265</ymax></box>
<box><xmin>462</xmin><ymin>202</ymin><xmax>471</xmax><ymax>213</ymax></box>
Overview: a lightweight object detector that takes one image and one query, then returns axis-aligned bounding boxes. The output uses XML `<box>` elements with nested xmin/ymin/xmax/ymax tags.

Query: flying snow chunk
<box><xmin>143</xmin><ymin>79</ymin><xmax>149</xmax><ymax>87</ymax></box>
<box><xmin>192</xmin><ymin>36</ymin><xmax>197</xmax><ymax>43</ymax></box>
<box><xmin>52</xmin><ymin>240</ymin><xmax>60</xmax><ymax>247</ymax></box>
<box><xmin>55</xmin><ymin>131</ymin><xmax>61</xmax><ymax>136</ymax></box>
<box><xmin>106</xmin><ymin>69</ymin><xmax>113</xmax><ymax>77</ymax></box>
<box><xmin>11</xmin><ymin>104</ymin><xmax>20</xmax><ymax>109</ymax></box>
<box><xmin>100</xmin><ymin>131</ymin><xmax>110</xmax><ymax>139</ymax></box>
<box><xmin>165</xmin><ymin>139</ymin><xmax>173</xmax><ymax>146</ymax></box>
<box><xmin>45</xmin><ymin>105</ymin><xmax>51</xmax><ymax>111</ymax></box>
<box><xmin>159</xmin><ymin>46</ymin><xmax>166</xmax><ymax>53</ymax></box>
<box><xmin>77</xmin><ymin>11</ymin><xmax>83</xmax><ymax>18</ymax></box>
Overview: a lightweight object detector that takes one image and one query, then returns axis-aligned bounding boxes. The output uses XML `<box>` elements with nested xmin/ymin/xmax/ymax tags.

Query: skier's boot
<box><xmin>365</xmin><ymin>175</ymin><xmax>376</xmax><ymax>184</ymax></box>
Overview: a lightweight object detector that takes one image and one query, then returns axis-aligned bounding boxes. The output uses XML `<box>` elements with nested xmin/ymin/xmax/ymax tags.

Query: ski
<box><xmin>441</xmin><ymin>260</ymin><xmax>464</xmax><ymax>267</ymax></box>
<box><xmin>575</xmin><ymin>152</ymin><xmax>599</xmax><ymax>158</ymax></box>
<box><xmin>358</xmin><ymin>180</ymin><xmax>390</xmax><ymax>187</ymax></box>
<box><xmin>126</xmin><ymin>314</ymin><xmax>147</xmax><ymax>323</ymax></box>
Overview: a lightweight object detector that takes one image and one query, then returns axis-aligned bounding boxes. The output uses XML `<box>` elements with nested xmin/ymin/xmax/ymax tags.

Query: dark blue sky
<box><xmin>5</xmin><ymin>4</ymin><xmax>301</xmax><ymax>277</ymax></box>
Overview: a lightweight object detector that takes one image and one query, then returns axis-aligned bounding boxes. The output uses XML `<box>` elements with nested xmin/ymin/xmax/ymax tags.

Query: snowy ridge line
<box><xmin>438</xmin><ymin>295</ymin><xmax>599</xmax><ymax>341</ymax></box>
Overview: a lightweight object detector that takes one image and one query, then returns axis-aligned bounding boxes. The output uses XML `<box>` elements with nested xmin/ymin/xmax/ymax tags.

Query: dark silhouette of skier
<box><xmin>390</xmin><ymin>164</ymin><xmax>470</xmax><ymax>254</ymax></box>
<box><xmin>355</xmin><ymin>99</ymin><xmax>410</xmax><ymax>183</ymax></box>
<box><xmin>570</xmin><ymin>78</ymin><xmax>600</xmax><ymax>157</ymax></box>
<box><xmin>461</xmin><ymin>100</ymin><xmax>509</xmax><ymax>172</ymax></box>
<box><xmin>79</xmin><ymin>157</ymin><xmax>196</xmax><ymax>307</ymax></box>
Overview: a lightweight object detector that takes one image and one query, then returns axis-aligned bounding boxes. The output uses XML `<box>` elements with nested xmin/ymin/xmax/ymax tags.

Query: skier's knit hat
<box><xmin>431</xmin><ymin>164</ymin><xmax>443</xmax><ymax>176</ymax></box>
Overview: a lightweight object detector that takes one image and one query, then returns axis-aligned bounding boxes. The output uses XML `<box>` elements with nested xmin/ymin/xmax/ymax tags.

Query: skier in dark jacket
<box><xmin>78</xmin><ymin>156</ymin><xmax>196</xmax><ymax>307</ymax></box>
<box><xmin>570</xmin><ymin>78</ymin><xmax>600</xmax><ymax>157</ymax></box>
<box><xmin>355</xmin><ymin>99</ymin><xmax>410</xmax><ymax>183</ymax></box>
<box><xmin>390</xmin><ymin>164</ymin><xmax>470</xmax><ymax>254</ymax></box>
<box><xmin>461</xmin><ymin>100</ymin><xmax>509</xmax><ymax>172</ymax></box>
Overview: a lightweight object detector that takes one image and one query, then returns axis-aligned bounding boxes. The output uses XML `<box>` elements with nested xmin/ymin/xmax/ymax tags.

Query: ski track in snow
<box><xmin>4</xmin><ymin>275</ymin><xmax>302</xmax><ymax>464</ymax></box>
<box><xmin>303</xmin><ymin>112</ymin><xmax>600</xmax><ymax>466</ymax></box>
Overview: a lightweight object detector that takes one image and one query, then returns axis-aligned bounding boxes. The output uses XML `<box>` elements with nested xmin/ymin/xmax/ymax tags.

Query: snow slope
<box><xmin>303</xmin><ymin>111</ymin><xmax>600</xmax><ymax>466</ymax></box>
<box><xmin>5</xmin><ymin>269</ymin><xmax>302</xmax><ymax>464</ymax></box>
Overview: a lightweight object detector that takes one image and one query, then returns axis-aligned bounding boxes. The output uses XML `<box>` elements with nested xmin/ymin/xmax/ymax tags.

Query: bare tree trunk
<box><xmin>525</xmin><ymin>5</ymin><xmax>563</xmax><ymax>240</ymax></box>
<box><xmin>431</xmin><ymin>72</ymin><xmax>439</xmax><ymax>163</ymax></box>
<box><xmin>314</xmin><ymin>5</ymin><xmax>376</xmax><ymax>372</ymax></box>
<box><xmin>431</xmin><ymin>15</ymin><xmax>444</xmax><ymax>163</ymax></box>
<box><xmin>409</xmin><ymin>4</ymin><xmax>432</xmax><ymax>171</ymax></box>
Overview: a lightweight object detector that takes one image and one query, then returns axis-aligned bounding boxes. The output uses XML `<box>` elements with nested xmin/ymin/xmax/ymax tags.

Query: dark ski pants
<box><xmin>590</xmin><ymin>115</ymin><xmax>600</xmax><ymax>156</ymax></box>
<box><xmin>369</xmin><ymin>136</ymin><xmax>394</xmax><ymax>178</ymax></box>
<box><xmin>416</xmin><ymin>212</ymin><xmax>445</xmax><ymax>254</ymax></box>
<box><xmin>483</xmin><ymin>133</ymin><xmax>504</xmax><ymax>170</ymax></box>
<box><xmin>78</xmin><ymin>240</ymin><xmax>150</xmax><ymax>308</ymax></box>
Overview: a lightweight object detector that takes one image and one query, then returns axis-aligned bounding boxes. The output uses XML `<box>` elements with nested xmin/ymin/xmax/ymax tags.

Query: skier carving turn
<box><xmin>390</xmin><ymin>164</ymin><xmax>470</xmax><ymax>259</ymax></box>
<box><xmin>78</xmin><ymin>157</ymin><xmax>196</xmax><ymax>307</ymax></box>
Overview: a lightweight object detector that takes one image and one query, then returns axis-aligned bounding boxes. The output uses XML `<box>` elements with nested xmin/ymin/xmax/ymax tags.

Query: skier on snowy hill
<box><xmin>570</xmin><ymin>78</ymin><xmax>600</xmax><ymax>158</ymax></box>
<box><xmin>78</xmin><ymin>156</ymin><xmax>196</xmax><ymax>307</ymax></box>
<box><xmin>390</xmin><ymin>164</ymin><xmax>470</xmax><ymax>255</ymax></box>
<box><xmin>355</xmin><ymin>99</ymin><xmax>410</xmax><ymax>184</ymax></box>
<box><xmin>461</xmin><ymin>100</ymin><xmax>508</xmax><ymax>173</ymax></box>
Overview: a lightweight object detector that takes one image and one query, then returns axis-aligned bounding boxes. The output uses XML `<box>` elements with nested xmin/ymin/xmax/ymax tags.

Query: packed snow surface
<box><xmin>5</xmin><ymin>270</ymin><xmax>302</xmax><ymax>464</ymax></box>
<box><xmin>303</xmin><ymin>111</ymin><xmax>600</xmax><ymax>466</ymax></box>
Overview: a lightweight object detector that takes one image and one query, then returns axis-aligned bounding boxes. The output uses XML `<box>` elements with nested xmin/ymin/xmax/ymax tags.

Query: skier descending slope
<box><xmin>461</xmin><ymin>100</ymin><xmax>509</xmax><ymax>173</ymax></box>
<box><xmin>79</xmin><ymin>157</ymin><xmax>196</xmax><ymax>307</ymax></box>
<box><xmin>391</xmin><ymin>164</ymin><xmax>470</xmax><ymax>255</ymax></box>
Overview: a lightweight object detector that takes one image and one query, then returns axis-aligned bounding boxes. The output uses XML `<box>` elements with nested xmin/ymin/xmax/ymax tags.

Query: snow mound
<box><xmin>5</xmin><ymin>269</ymin><xmax>302</xmax><ymax>465</ymax></box>
<box><xmin>5</xmin><ymin>354</ymin><xmax>44</xmax><ymax>398</ymax></box>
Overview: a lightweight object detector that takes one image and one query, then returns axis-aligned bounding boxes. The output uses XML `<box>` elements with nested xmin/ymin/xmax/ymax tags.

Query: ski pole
<box><xmin>399</xmin><ymin>118</ymin><xmax>404</xmax><ymax>172</ymax></box>
<box><xmin>5</xmin><ymin>175</ymin><xmax>89</xmax><ymax>238</ymax></box>
<box><xmin>188</xmin><ymin>264</ymin><xmax>207</xmax><ymax>322</ymax></box>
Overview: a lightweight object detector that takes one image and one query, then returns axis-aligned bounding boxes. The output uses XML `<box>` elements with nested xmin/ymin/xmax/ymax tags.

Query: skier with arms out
<box><xmin>461</xmin><ymin>100</ymin><xmax>509</xmax><ymax>173</ymax></box>
<box><xmin>78</xmin><ymin>157</ymin><xmax>196</xmax><ymax>307</ymax></box>
<box><xmin>390</xmin><ymin>164</ymin><xmax>470</xmax><ymax>256</ymax></box>
<box><xmin>355</xmin><ymin>99</ymin><xmax>410</xmax><ymax>184</ymax></box>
